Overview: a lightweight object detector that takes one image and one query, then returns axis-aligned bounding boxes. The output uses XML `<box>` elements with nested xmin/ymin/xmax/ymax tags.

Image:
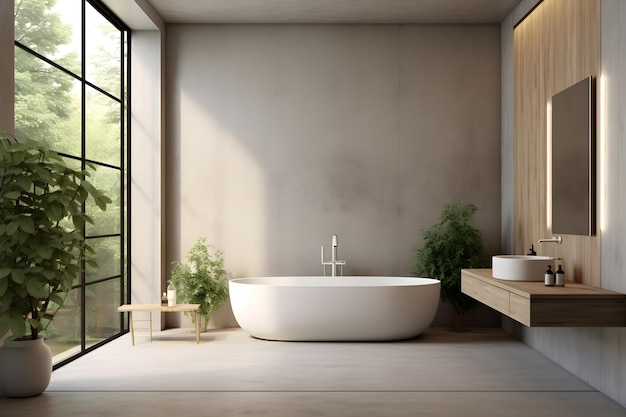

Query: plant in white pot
<box><xmin>0</xmin><ymin>131</ymin><xmax>111</xmax><ymax>397</ymax></box>
<box><xmin>169</xmin><ymin>237</ymin><xmax>229</xmax><ymax>331</ymax></box>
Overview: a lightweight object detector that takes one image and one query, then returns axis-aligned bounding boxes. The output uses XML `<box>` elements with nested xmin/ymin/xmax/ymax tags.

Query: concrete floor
<box><xmin>1</xmin><ymin>327</ymin><xmax>625</xmax><ymax>416</ymax></box>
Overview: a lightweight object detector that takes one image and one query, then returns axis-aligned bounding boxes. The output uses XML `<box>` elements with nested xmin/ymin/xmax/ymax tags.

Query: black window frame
<box><xmin>13</xmin><ymin>0</ymin><xmax>131</xmax><ymax>369</ymax></box>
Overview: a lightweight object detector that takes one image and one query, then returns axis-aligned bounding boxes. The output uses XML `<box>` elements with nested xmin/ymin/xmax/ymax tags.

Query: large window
<box><xmin>14</xmin><ymin>0</ymin><xmax>129</xmax><ymax>367</ymax></box>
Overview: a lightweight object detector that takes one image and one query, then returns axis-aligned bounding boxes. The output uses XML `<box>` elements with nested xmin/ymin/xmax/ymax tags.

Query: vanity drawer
<box><xmin>461</xmin><ymin>273</ymin><xmax>510</xmax><ymax>315</ymax></box>
<box><xmin>509</xmin><ymin>293</ymin><xmax>530</xmax><ymax>326</ymax></box>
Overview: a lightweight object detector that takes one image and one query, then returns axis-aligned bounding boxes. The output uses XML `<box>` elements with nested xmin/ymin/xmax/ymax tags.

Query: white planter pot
<box><xmin>0</xmin><ymin>337</ymin><xmax>52</xmax><ymax>397</ymax></box>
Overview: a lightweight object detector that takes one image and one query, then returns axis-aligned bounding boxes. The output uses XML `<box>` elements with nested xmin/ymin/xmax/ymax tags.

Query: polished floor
<box><xmin>1</xmin><ymin>327</ymin><xmax>626</xmax><ymax>416</ymax></box>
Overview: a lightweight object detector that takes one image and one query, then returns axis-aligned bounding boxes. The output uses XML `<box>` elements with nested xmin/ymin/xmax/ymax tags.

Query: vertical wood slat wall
<box><xmin>513</xmin><ymin>0</ymin><xmax>601</xmax><ymax>286</ymax></box>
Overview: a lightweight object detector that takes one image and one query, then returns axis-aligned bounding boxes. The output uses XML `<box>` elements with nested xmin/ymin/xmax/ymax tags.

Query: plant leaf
<box><xmin>6</xmin><ymin>221</ymin><xmax>19</xmax><ymax>236</ymax></box>
<box><xmin>19</xmin><ymin>217</ymin><xmax>35</xmax><ymax>234</ymax></box>
<box><xmin>0</xmin><ymin>276</ymin><xmax>8</xmax><ymax>296</ymax></box>
<box><xmin>36</xmin><ymin>245</ymin><xmax>54</xmax><ymax>260</ymax></box>
<box><xmin>26</xmin><ymin>277</ymin><xmax>48</xmax><ymax>298</ymax></box>
<box><xmin>2</xmin><ymin>190</ymin><xmax>21</xmax><ymax>200</ymax></box>
<box><xmin>49</xmin><ymin>293</ymin><xmax>65</xmax><ymax>307</ymax></box>
<box><xmin>10</xmin><ymin>268</ymin><xmax>25</xmax><ymax>284</ymax></box>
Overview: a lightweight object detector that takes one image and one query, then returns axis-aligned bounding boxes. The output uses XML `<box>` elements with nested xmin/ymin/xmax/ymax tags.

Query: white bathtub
<box><xmin>229</xmin><ymin>276</ymin><xmax>440</xmax><ymax>341</ymax></box>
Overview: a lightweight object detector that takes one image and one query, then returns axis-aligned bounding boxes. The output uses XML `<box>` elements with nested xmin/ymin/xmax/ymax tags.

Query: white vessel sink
<box><xmin>492</xmin><ymin>255</ymin><xmax>557</xmax><ymax>281</ymax></box>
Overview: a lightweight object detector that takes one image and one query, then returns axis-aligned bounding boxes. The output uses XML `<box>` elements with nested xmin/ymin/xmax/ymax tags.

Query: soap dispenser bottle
<box><xmin>167</xmin><ymin>281</ymin><xmax>177</xmax><ymax>306</ymax></box>
<box><xmin>544</xmin><ymin>265</ymin><xmax>555</xmax><ymax>286</ymax></box>
<box><xmin>555</xmin><ymin>265</ymin><xmax>565</xmax><ymax>287</ymax></box>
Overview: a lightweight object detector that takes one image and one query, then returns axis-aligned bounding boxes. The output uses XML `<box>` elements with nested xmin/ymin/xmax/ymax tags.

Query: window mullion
<box><xmin>80</xmin><ymin>0</ymin><xmax>87</xmax><ymax>354</ymax></box>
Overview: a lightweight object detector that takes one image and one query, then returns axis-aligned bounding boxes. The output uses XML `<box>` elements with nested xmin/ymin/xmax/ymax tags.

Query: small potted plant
<box><xmin>410</xmin><ymin>200</ymin><xmax>488</xmax><ymax>331</ymax></box>
<box><xmin>0</xmin><ymin>131</ymin><xmax>111</xmax><ymax>397</ymax></box>
<box><xmin>169</xmin><ymin>237</ymin><xmax>229</xmax><ymax>330</ymax></box>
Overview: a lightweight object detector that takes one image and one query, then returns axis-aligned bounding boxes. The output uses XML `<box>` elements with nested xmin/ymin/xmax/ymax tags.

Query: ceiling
<box><xmin>143</xmin><ymin>0</ymin><xmax>522</xmax><ymax>24</ymax></box>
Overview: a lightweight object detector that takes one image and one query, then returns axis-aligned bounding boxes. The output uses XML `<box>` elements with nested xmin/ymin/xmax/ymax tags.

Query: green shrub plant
<box><xmin>410</xmin><ymin>200</ymin><xmax>488</xmax><ymax>330</ymax></box>
<box><xmin>0</xmin><ymin>131</ymin><xmax>111</xmax><ymax>340</ymax></box>
<box><xmin>169</xmin><ymin>237</ymin><xmax>229</xmax><ymax>329</ymax></box>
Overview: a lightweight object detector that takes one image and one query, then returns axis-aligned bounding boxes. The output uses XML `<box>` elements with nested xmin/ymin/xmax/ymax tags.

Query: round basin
<box><xmin>492</xmin><ymin>255</ymin><xmax>558</xmax><ymax>281</ymax></box>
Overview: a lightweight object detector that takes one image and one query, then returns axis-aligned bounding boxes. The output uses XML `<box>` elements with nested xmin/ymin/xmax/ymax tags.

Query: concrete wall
<box><xmin>130</xmin><ymin>30</ymin><xmax>165</xmax><ymax>330</ymax></box>
<box><xmin>106</xmin><ymin>0</ymin><xmax>167</xmax><ymax>331</ymax></box>
<box><xmin>111</xmin><ymin>0</ymin><xmax>168</xmax><ymax>331</ymax></box>
<box><xmin>600</xmin><ymin>0</ymin><xmax>626</xmax><ymax>403</ymax></box>
<box><xmin>165</xmin><ymin>24</ymin><xmax>502</xmax><ymax>327</ymax></box>
<box><xmin>501</xmin><ymin>0</ymin><xmax>626</xmax><ymax>408</ymax></box>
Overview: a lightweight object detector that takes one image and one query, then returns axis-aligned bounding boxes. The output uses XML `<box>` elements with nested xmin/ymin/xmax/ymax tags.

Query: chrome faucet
<box><xmin>538</xmin><ymin>235</ymin><xmax>562</xmax><ymax>244</ymax></box>
<box><xmin>321</xmin><ymin>234</ymin><xmax>346</xmax><ymax>277</ymax></box>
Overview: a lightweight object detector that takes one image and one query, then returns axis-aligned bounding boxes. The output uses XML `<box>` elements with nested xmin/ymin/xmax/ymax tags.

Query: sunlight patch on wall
<box><xmin>178</xmin><ymin>89</ymin><xmax>269</xmax><ymax>277</ymax></box>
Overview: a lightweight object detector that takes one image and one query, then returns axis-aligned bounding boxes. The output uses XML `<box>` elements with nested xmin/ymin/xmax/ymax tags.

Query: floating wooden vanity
<box><xmin>461</xmin><ymin>269</ymin><xmax>626</xmax><ymax>327</ymax></box>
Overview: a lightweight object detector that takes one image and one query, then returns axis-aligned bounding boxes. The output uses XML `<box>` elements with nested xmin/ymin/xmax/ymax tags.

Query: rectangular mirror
<box><xmin>551</xmin><ymin>76</ymin><xmax>595</xmax><ymax>236</ymax></box>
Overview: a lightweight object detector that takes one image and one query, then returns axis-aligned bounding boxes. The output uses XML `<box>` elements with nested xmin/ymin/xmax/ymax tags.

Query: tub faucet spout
<box><xmin>321</xmin><ymin>234</ymin><xmax>346</xmax><ymax>277</ymax></box>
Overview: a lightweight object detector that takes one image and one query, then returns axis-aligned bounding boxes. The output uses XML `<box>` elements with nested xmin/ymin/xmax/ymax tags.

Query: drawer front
<box><xmin>462</xmin><ymin>274</ymin><xmax>509</xmax><ymax>315</ymax></box>
<box><xmin>509</xmin><ymin>292</ymin><xmax>531</xmax><ymax>327</ymax></box>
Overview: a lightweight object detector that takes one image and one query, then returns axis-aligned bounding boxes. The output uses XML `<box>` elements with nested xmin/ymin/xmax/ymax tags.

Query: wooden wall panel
<box><xmin>514</xmin><ymin>0</ymin><xmax>601</xmax><ymax>286</ymax></box>
<box><xmin>514</xmin><ymin>3</ymin><xmax>545</xmax><ymax>257</ymax></box>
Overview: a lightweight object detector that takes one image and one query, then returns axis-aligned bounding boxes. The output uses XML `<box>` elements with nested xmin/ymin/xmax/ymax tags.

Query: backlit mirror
<box><xmin>551</xmin><ymin>76</ymin><xmax>595</xmax><ymax>236</ymax></box>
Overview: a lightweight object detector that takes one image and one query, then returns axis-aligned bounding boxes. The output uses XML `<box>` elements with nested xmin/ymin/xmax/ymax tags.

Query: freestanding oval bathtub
<box><xmin>229</xmin><ymin>276</ymin><xmax>440</xmax><ymax>341</ymax></box>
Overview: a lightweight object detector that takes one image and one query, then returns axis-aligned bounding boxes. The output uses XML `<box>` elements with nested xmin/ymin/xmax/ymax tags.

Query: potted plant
<box><xmin>169</xmin><ymin>237</ymin><xmax>229</xmax><ymax>330</ymax></box>
<box><xmin>410</xmin><ymin>200</ymin><xmax>488</xmax><ymax>331</ymax></box>
<box><xmin>0</xmin><ymin>131</ymin><xmax>111</xmax><ymax>397</ymax></box>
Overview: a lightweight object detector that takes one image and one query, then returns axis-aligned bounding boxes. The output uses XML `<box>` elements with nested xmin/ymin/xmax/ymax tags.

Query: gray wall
<box><xmin>501</xmin><ymin>0</ymin><xmax>626</xmax><ymax>408</ymax></box>
<box><xmin>600</xmin><ymin>0</ymin><xmax>626</xmax><ymax>405</ymax></box>
<box><xmin>131</xmin><ymin>30</ymin><xmax>165</xmax><ymax>330</ymax></box>
<box><xmin>165</xmin><ymin>24</ymin><xmax>502</xmax><ymax>326</ymax></box>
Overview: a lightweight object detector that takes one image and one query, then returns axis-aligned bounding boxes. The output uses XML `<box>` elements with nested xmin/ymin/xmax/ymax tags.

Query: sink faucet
<box><xmin>538</xmin><ymin>235</ymin><xmax>562</xmax><ymax>244</ymax></box>
<box><xmin>321</xmin><ymin>234</ymin><xmax>346</xmax><ymax>277</ymax></box>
